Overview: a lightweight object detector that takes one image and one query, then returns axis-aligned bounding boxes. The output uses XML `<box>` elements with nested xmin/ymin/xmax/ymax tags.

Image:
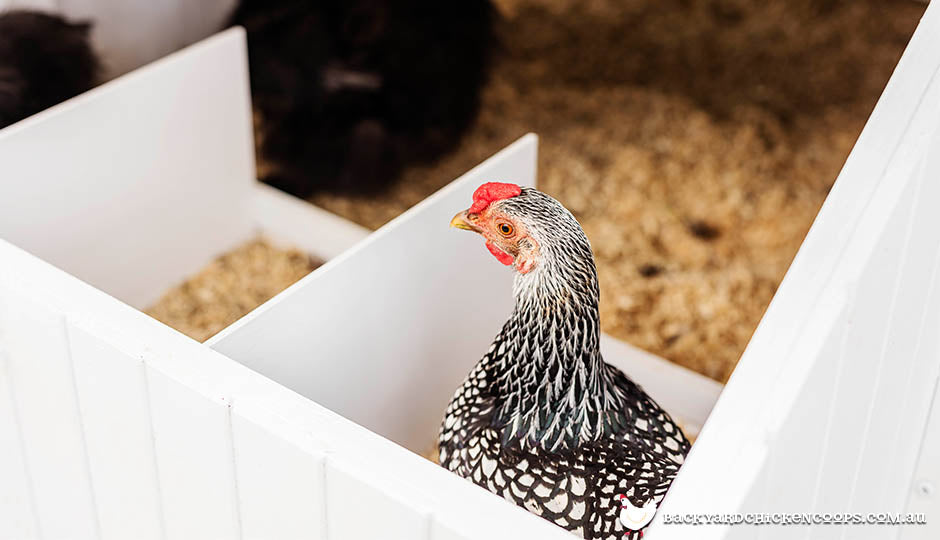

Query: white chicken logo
<box><xmin>616</xmin><ymin>494</ymin><xmax>657</xmax><ymax>536</ymax></box>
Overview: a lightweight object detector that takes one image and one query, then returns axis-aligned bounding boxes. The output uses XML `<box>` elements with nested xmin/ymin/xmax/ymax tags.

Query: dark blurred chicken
<box><xmin>0</xmin><ymin>10</ymin><xmax>99</xmax><ymax>129</ymax></box>
<box><xmin>230</xmin><ymin>0</ymin><xmax>495</xmax><ymax>197</ymax></box>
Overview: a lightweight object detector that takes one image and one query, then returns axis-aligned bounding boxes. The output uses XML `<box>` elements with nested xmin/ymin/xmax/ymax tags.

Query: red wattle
<box><xmin>486</xmin><ymin>241</ymin><xmax>514</xmax><ymax>265</ymax></box>
<box><xmin>469</xmin><ymin>182</ymin><xmax>522</xmax><ymax>214</ymax></box>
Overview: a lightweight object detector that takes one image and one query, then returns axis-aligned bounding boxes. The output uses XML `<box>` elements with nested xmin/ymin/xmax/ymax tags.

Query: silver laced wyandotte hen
<box><xmin>440</xmin><ymin>182</ymin><xmax>691</xmax><ymax>539</ymax></box>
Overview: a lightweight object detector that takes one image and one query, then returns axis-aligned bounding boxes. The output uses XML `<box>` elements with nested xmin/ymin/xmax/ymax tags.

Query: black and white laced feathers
<box><xmin>440</xmin><ymin>184</ymin><xmax>690</xmax><ymax>539</ymax></box>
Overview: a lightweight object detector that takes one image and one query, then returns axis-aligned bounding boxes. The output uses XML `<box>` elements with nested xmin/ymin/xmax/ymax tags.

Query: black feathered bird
<box><xmin>441</xmin><ymin>183</ymin><xmax>690</xmax><ymax>539</ymax></box>
<box><xmin>0</xmin><ymin>10</ymin><xmax>99</xmax><ymax>129</ymax></box>
<box><xmin>230</xmin><ymin>0</ymin><xmax>495</xmax><ymax>197</ymax></box>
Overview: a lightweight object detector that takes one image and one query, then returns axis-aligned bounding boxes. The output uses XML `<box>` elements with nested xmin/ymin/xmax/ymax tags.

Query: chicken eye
<box><xmin>497</xmin><ymin>223</ymin><xmax>514</xmax><ymax>237</ymax></box>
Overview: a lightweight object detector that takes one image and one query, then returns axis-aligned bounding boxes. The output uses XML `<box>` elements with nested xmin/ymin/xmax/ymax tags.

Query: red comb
<box><xmin>468</xmin><ymin>182</ymin><xmax>522</xmax><ymax>214</ymax></box>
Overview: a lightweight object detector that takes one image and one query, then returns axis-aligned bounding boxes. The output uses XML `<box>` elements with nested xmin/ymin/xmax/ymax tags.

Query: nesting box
<box><xmin>2</xmin><ymin>4</ymin><xmax>940</xmax><ymax>539</ymax></box>
<box><xmin>0</xmin><ymin>28</ymin><xmax>718</xmax><ymax>540</ymax></box>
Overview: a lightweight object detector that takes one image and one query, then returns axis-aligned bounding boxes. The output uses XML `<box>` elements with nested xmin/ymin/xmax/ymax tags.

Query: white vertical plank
<box><xmin>69</xmin><ymin>324</ymin><xmax>163</xmax><ymax>540</ymax></box>
<box><xmin>146</xmin><ymin>366</ymin><xmax>241</xmax><ymax>540</ymax></box>
<box><xmin>0</xmin><ymin>289</ymin><xmax>98</xmax><ymax>539</ymax></box>
<box><xmin>901</xmin><ymin>379</ymin><xmax>940</xmax><ymax>540</ymax></box>
<box><xmin>326</xmin><ymin>458</ymin><xmax>431</xmax><ymax>540</ymax></box>
<box><xmin>848</xmin><ymin>149</ymin><xmax>940</xmax><ymax>516</ymax></box>
<box><xmin>231</xmin><ymin>408</ymin><xmax>326</xmax><ymax>540</ymax></box>
<box><xmin>758</xmin><ymin>321</ymin><xmax>844</xmax><ymax>540</ymax></box>
<box><xmin>894</xmin><ymin>130</ymin><xmax>940</xmax><ymax>540</ymax></box>
<box><xmin>0</xmin><ymin>348</ymin><xmax>39</xmax><ymax>539</ymax></box>
<box><xmin>804</xmin><ymin>185</ymin><xmax>915</xmax><ymax>528</ymax></box>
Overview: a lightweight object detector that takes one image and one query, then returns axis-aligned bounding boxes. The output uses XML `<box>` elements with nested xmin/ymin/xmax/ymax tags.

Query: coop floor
<box><xmin>306</xmin><ymin>0</ymin><xmax>925</xmax><ymax>382</ymax></box>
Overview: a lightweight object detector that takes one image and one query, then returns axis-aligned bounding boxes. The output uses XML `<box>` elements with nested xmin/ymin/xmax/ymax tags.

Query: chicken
<box><xmin>0</xmin><ymin>11</ymin><xmax>99</xmax><ymax>129</ymax></box>
<box><xmin>229</xmin><ymin>0</ymin><xmax>494</xmax><ymax>196</ymax></box>
<box><xmin>440</xmin><ymin>182</ymin><xmax>690</xmax><ymax>539</ymax></box>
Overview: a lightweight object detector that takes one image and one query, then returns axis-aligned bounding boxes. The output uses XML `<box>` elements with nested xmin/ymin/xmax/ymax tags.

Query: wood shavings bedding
<box><xmin>145</xmin><ymin>238</ymin><xmax>319</xmax><ymax>342</ymax></box>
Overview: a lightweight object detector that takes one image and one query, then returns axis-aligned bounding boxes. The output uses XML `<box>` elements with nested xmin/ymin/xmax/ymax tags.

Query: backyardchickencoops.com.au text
<box><xmin>661</xmin><ymin>512</ymin><xmax>927</xmax><ymax>526</ymax></box>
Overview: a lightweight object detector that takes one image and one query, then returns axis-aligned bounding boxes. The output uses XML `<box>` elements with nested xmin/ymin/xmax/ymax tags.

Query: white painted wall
<box><xmin>0</xmin><ymin>0</ymin><xmax>236</xmax><ymax>76</ymax></box>
<box><xmin>657</xmin><ymin>3</ymin><xmax>940</xmax><ymax>539</ymax></box>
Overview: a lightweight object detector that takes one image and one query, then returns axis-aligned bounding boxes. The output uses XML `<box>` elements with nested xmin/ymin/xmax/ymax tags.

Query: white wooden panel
<box><xmin>0</xmin><ymin>28</ymin><xmax>255</xmax><ymax>309</ymax></box>
<box><xmin>759</xmin><ymin>319</ymin><xmax>844</xmax><ymax>540</ymax></box>
<box><xmin>326</xmin><ymin>458</ymin><xmax>431</xmax><ymax>540</ymax></box>
<box><xmin>231</xmin><ymin>408</ymin><xmax>326</xmax><ymax>540</ymax></box>
<box><xmin>902</xmin><ymin>379</ymin><xmax>940</xmax><ymax>540</ymax></box>
<box><xmin>210</xmin><ymin>134</ymin><xmax>539</xmax><ymax>452</ymax></box>
<box><xmin>69</xmin><ymin>323</ymin><xmax>163</xmax><ymax>540</ymax></box>
<box><xmin>809</xmin><ymin>180</ymin><xmax>920</xmax><ymax>523</ymax></box>
<box><xmin>0</xmin><ymin>349</ymin><xmax>39</xmax><ymax>540</ymax></box>
<box><xmin>895</xmin><ymin>129</ymin><xmax>940</xmax><ymax>540</ymax></box>
<box><xmin>0</xmin><ymin>288</ymin><xmax>98</xmax><ymax>539</ymax></box>
<box><xmin>146</xmin><ymin>366</ymin><xmax>241</xmax><ymax>540</ymax></box>
<box><xmin>847</xmin><ymin>146</ymin><xmax>940</xmax><ymax>513</ymax></box>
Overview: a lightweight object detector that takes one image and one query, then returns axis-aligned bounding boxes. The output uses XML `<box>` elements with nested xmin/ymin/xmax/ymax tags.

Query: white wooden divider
<box><xmin>0</xmin><ymin>28</ymin><xmax>256</xmax><ymax>310</ymax></box>
<box><xmin>657</xmin><ymin>4</ymin><xmax>940</xmax><ymax>539</ymax></box>
<box><xmin>0</xmin><ymin>237</ymin><xmax>575</xmax><ymax>540</ymax></box>
<box><xmin>0</xmin><ymin>28</ymin><xmax>370</xmax><ymax>310</ymax></box>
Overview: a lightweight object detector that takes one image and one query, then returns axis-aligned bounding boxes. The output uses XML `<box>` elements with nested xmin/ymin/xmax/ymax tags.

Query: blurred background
<box><xmin>0</xmin><ymin>0</ymin><xmax>928</xmax><ymax>383</ymax></box>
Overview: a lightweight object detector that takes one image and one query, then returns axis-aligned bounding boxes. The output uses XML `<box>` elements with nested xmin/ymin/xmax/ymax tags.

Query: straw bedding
<box><xmin>145</xmin><ymin>239</ymin><xmax>318</xmax><ymax>342</ymax></box>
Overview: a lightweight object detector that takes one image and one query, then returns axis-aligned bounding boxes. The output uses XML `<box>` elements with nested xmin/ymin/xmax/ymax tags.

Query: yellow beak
<box><xmin>450</xmin><ymin>211</ymin><xmax>477</xmax><ymax>231</ymax></box>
